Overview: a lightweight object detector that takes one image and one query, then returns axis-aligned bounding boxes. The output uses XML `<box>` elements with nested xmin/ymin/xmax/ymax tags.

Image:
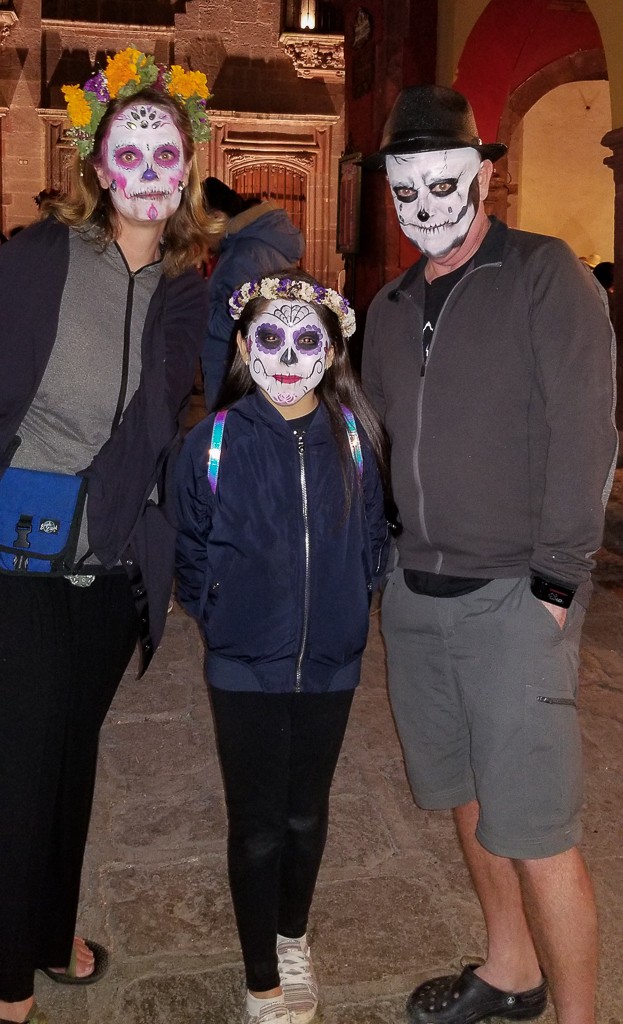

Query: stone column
<box><xmin>602</xmin><ymin>125</ymin><xmax>623</xmax><ymax>428</ymax></box>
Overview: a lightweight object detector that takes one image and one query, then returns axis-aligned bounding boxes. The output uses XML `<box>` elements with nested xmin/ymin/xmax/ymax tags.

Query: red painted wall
<box><xmin>454</xmin><ymin>0</ymin><xmax>603</xmax><ymax>141</ymax></box>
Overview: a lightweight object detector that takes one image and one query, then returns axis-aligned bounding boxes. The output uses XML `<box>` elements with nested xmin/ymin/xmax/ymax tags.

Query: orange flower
<box><xmin>168</xmin><ymin>65</ymin><xmax>210</xmax><ymax>101</ymax></box>
<box><xmin>62</xmin><ymin>85</ymin><xmax>92</xmax><ymax>129</ymax></box>
<box><xmin>105</xmin><ymin>47</ymin><xmax>141</xmax><ymax>98</ymax></box>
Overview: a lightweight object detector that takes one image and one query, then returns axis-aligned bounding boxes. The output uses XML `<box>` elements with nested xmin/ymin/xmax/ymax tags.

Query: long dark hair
<box><xmin>216</xmin><ymin>270</ymin><xmax>390</xmax><ymax>505</ymax></box>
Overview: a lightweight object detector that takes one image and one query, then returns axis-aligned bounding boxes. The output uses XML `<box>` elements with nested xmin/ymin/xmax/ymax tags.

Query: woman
<box><xmin>0</xmin><ymin>48</ymin><xmax>211</xmax><ymax>1024</ymax></box>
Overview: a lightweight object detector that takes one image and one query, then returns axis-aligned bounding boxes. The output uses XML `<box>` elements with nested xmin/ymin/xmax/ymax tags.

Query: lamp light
<box><xmin>300</xmin><ymin>0</ymin><xmax>316</xmax><ymax>30</ymax></box>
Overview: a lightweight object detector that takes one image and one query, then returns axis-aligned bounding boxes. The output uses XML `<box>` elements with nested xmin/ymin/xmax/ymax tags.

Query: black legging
<box><xmin>0</xmin><ymin>574</ymin><xmax>138</xmax><ymax>1001</ymax></box>
<box><xmin>209</xmin><ymin>686</ymin><xmax>354</xmax><ymax>992</ymax></box>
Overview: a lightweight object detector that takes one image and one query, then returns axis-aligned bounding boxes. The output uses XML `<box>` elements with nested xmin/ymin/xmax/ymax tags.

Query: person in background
<box><xmin>593</xmin><ymin>260</ymin><xmax>615</xmax><ymax>319</ymax></box>
<box><xmin>201</xmin><ymin>177</ymin><xmax>304</xmax><ymax>411</ymax></box>
<box><xmin>176</xmin><ymin>271</ymin><xmax>388</xmax><ymax>1024</ymax></box>
<box><xmin>0</xmin><ymin>47</ymin><xmax>210</xmax><ymax>1024</ymax></box>
<box><xmin>362</xmin><ymin>85</ymin><xmax>617</xmax><ymax>1024</ymax></box>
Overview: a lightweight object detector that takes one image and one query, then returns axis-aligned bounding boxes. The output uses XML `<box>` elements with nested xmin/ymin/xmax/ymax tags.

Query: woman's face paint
<box><xmin>244</xmin><ymin>300</ymin><xmax>332</xmax><ymax>406</ymax></box>
<box><xmin>386</xmin><ymin>148</ymin><xmax>482</xmax><ymax>258</ymax></box>
<box><xmin>98</xmin><ymin>103</ymin><xmax>187</xmax><ymax>225</ymax></box>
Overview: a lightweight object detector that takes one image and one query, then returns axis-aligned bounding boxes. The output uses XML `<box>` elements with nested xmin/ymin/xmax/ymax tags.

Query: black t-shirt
<box><xmin>404</xmin><ymin>263</ymin><xmax>491</xmax><ymax>599</ymax></box>
<box><xmin>289</xmin><ymin>405</ymin><xmax>318</xmax><ymax>435</ymax></box>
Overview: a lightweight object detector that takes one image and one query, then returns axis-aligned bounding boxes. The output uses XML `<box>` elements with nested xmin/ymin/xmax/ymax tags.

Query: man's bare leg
<box><xmin>517</xmin><ymin>848</ymin><xmax>597</xmax><ymax>1024</ymax></box>
<box><xmin>455</xmin><ymin>801</ymin><xmax>597</xmax><ymax>1023</ymax></box>
<box><xmin>454</xmin><ymin>801</ymin><xmax>542</xmax><ymax>992</ymax></box>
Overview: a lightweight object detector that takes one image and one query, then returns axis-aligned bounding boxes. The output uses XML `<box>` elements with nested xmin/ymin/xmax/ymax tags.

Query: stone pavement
<box><xmin>35</xmin><ymin>468</ymin><xmax>623</xmax><ymax>1024</ymax></box>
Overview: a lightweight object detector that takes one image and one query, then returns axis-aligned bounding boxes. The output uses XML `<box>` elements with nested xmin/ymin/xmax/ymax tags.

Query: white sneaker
<box><xmin>277</xmin><ymin>934</ymin><xmax>318</xmax><ymax>1024</ymax></box>
<box><xmin>243</xmin><ymin>993</ymin><xmax>292</xmax><ymax>1024</ymax></box>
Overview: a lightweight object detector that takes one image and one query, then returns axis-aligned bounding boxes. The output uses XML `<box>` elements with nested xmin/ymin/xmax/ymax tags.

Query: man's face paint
<box><xmin>244</xmin><ymin>300</ymin><xmax>331</xmax><ymax>406</ymax></box>
<box><xmin>386</xmin><ymin>148</ymin><xmax>482</xmax><ymax>259</ymax></box>
<box><xmin>99</xmin><ymin>103</ymin><xmax>186</xmax><ymax>224</ymax></box>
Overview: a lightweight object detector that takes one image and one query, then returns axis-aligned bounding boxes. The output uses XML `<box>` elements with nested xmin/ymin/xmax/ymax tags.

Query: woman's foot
<box><xmin>0</xmin><ymin>998</ymin><xmax>48</xmax><ymax>1023</ymax></box>
<box><xmin>46</xmin><ymin>936</ymin><xmax>94</xmax><ymax>979</ymax></box>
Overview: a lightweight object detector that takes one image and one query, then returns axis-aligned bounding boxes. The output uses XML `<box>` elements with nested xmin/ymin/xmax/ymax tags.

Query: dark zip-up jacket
<box><xmin>362</xmin><ymin>217</ymin><xmax>617</xmax><ymax>594</ymax></box>
<box><xmin>0</xmin><ymin>217</ymin><xmax>207</xmax><ymax>664</ymax></box>
<box><xmin>175</xmin><ymin>391</ymin><xmax>388</xmax><ymax>693</ymax></box>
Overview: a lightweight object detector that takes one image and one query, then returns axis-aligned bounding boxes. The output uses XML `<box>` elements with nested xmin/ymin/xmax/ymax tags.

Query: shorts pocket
<box><xmin>523</xmin><ymin>681</ymin><xmax>583</xmax><ymax>832</ymax></box>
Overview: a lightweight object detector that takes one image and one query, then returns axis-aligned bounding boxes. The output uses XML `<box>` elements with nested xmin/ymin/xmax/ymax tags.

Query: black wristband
<box><xmin>530</xmin><ymin>575</ymin><xmax>575</xmax><ymax>609</ymax></box>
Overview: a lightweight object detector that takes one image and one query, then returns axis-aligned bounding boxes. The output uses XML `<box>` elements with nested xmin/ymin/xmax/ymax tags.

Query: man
<box><xmin>362</xmin><ymin>85</ymin><xmax>617</xmax><ymax>1024</ymax></box>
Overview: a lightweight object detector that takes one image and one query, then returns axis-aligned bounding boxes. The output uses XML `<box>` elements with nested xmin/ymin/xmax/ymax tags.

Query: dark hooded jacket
<box><xmin>0</xmin><ymin>217</ymin><xmax>207</xmax><ymax>669</ymax></box>
<box><xmin>175</xmin><ymin>391</ymin><xmax>388</xmax><ymax>694</ymax></box>
<box><xmin>201</xmin><ymin>201</ymin><xmax>305</xmax><ymax>400</ymax></box>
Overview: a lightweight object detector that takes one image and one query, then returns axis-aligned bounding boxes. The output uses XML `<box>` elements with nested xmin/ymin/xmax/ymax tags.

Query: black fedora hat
<box><xmin>365</xmin><ymin>85</ymin><xmax>507</xmax><ymax>169</ymax></box>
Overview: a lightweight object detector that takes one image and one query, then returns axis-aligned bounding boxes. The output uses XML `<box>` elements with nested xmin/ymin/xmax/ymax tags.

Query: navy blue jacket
<box><xmin>175</xmin><ymin>391</ymin><xmax>388</xmax><ymax>693</ymax></box>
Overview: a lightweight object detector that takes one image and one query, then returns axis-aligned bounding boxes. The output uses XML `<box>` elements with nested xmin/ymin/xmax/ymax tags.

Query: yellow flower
<box><xmin>105</xmin><ymin>46</ymin><xmax>141</xmax><ymax>98</ymax></box>
<box><xmin>168</xmin><ymin>65</ymin><xmax>211</xmax><ymax>101</ymax></box>
<box><xmin>62</xmin><ymin>85</ymin><xmax>92</xmax><ymax>129</ymax></box>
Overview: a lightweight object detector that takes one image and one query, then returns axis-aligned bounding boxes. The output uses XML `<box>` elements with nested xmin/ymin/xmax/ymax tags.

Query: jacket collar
<box><xmin>396</xmin><ymin>215</ymin><xmax>507</xmax><ymax>296</ymax></box>
<box><xmin>226</xmin><ymin>200</ymin><xmax>281</xmax><ymax>238</ymax></box>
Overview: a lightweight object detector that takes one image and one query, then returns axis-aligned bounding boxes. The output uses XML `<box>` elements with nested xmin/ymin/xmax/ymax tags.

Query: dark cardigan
<box><xmin>0</xmin><ymin>217</ymin><xmax>207</xmax><ymax>670</ymax></box>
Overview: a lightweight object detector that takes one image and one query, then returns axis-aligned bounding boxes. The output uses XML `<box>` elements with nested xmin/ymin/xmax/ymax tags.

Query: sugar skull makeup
<box><xmin>99</xmin><ymin>103</ymin><xmax>187</xmax><ymax>223</ymax></box>
<box><xmin>243</xmin><ymin>300</ymin><xmax>331</xmax><ymax>406</ymax></box>
<box><xmin>386</xmin><ymin>148</ymin><xmax>482</xmax><ymax>259</ymax></box>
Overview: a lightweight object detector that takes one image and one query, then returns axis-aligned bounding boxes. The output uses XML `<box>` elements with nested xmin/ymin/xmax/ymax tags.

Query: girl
<box><xmin>175</xmin><ymin>272</ymin><xmax>388</xmax><ymax>1024</ymax></box>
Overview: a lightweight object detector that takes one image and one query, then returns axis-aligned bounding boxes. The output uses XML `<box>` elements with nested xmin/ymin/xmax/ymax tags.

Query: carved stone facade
<box><xmin>0</xmin><ymin>10</ymin><xmax>18</xmax><ymax>48</ymax></box>
<box><xmin>279</xmin><ymin>32</ymin><xmax>344</xmax><ymax>80</ymax></box>
<box><xmin>0</xmin><ymin>0</ymin><xmax>345</xmax><ymax>285</ymax></box>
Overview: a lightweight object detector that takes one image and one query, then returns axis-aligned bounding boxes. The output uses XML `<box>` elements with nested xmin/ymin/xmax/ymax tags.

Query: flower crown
<box><xmin>62</xmin><ymin>47</ymin><xmax>212</xmax><ymax>158</ymax></box>
<box><xmin>229</xmin><ymin>277</ymin><xmax>357</xmax><ymax>339</ymax></box>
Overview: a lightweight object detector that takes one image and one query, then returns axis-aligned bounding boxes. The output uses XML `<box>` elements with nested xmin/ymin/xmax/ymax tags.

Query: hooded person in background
<box><xmin>201</xmin><ymin>177</ymin><xmax>305</xmax><ymax>411</ymax></box>
<box><xmin>362</xmin><ymin>85</ymin><xmax>617</xmax><ymax>1024</ymax></box>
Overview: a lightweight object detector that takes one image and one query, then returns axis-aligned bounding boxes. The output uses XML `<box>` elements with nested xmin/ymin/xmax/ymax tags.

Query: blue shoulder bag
<box><xmin>0</xmin><ymin>467</ymin><xmax>87</xmax><ymax>575</ymax></box>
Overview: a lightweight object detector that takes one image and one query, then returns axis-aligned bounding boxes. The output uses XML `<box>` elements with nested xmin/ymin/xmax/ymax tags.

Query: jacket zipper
<box><xmin>295</xmin><ymin>432</ymin><xmax>311</xmax><ymax>692</ymax></box>
<box><xmin>404</xmin><ymin>260</ymin><xmax>502</xmax><ymax>572</ymax></box>
<box><xmin>111</xmin><ymin>269</ymin><xmax>136</xmax><ymax>431</ymax></box>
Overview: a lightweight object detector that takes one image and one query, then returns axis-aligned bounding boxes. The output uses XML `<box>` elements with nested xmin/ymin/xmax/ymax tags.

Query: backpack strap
<box><xmin>207</xmin><ymin>405</ymin><xmax>363</xmax><ymax>494</ymax></box>
<box><xmin>207</xmin><ymin>410</ymin><xmax>227</xmax><ymax>494</ymax></box>
<box><xmin>340</xmin><ymin>404</ymin><xmax>363</xmax><ymax>479</ymax></box>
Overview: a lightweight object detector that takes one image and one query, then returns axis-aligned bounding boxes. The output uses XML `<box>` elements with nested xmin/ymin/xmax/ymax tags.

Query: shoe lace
<box><xmin>277</xmin><ymin>940</ymin><xmax>310</xmax><ymax>982</ymax></box>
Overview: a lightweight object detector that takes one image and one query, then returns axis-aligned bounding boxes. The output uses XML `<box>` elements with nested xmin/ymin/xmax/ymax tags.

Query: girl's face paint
<box><xmin>243</xmin><ymin>300</ymin><xmax>332</xmax><ymax>407</ymax></box>
<box><xmin>97</xmin><ymin>103</ymin><xmax>187</xmax><ymax>225</ymax></box>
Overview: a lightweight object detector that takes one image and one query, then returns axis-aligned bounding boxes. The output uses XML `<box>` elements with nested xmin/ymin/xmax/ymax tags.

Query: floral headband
<box><xmin>62</xmin><ymin>47</ymin><xmax>212</xmax><ymax>158</ymax></box>
<box><xmin>229</xmin><ymin>277</ymin><xmax>357</xmax><ymax>339</ymax></box>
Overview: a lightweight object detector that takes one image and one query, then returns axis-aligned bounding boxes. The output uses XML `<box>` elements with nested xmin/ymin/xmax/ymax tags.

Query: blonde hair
<box><xmin>41</xmin><ymin>88</ymin><xmax>211</xmax><ymax>277</ymax></box>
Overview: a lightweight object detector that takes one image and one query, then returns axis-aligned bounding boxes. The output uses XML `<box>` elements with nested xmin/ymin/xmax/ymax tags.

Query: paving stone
<box><xmin>31</xmin><ymin>484</ymin><xmax>623</xmax><ymax>1023</ymax></box>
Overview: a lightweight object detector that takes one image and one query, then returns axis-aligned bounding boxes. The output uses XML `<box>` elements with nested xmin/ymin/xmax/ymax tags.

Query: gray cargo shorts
<box><xmin>381</xmin><ymin>571</ymin><xmax>586</xmax><ymax>859</ymax></box>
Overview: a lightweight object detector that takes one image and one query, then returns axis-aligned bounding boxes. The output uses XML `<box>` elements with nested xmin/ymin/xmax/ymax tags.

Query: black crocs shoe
<box><xmin>406</xmin><ymin>964</ymin><xmax>548</xmax><ymax>1024</ymax></box>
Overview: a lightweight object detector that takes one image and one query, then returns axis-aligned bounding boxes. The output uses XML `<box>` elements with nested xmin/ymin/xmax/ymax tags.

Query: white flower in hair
<box><xmin>228</xmin><ymin>275</ymin><xmax>357</xmax><ymax>338</ymax></box>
